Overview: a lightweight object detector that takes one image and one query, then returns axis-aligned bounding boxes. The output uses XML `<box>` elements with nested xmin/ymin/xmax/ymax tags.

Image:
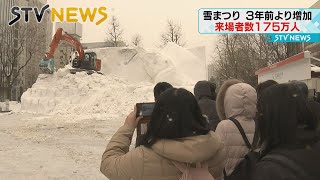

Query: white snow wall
<box><xmin>94</xmin><ymin>43</ymin><xmax>206</xmax><ymax>86</ymax></box>
<box><xmin>21</xmin><ymin>43</ymin><xmax>206</xmax><ymax>114</ymax></box>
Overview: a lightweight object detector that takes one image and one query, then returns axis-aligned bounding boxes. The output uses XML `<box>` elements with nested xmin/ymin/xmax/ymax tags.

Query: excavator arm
<box><xmin>45</xmin><ymin>28</ymin><xmax>84</xmax><ymax>60</ymax></box>
<box><xmin>39</xmin><ymin>28</ymin><xmax>85</xmax><ymax>74</ymax></box>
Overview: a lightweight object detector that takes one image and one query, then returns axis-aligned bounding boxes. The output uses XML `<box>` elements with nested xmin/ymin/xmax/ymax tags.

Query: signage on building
<box><xmin>199</xmin><ymin>8</ymin><xmax>320</xmax><ymax>43</ymax></box>
<box><xmin>256</xmin><ymin>51</ymin><xmax>311</xmax><ymax>83</ymax></box>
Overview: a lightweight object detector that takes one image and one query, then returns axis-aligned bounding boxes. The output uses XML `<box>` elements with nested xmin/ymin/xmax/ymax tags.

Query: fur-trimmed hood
<box><xmin>216</xmin><ymin>79</ymin><xmax>257</xmax><ymax>120</ymax></box>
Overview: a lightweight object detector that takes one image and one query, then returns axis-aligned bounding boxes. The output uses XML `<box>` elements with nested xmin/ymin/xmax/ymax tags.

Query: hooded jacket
<box><xmin>194</xmin><ymin>81</ymin><xmax>220</xmax><ymax>130</ymax></box>
<box><xmin>215</xmin><ymin>79</ymin><xmax>257</xmax><ymax>176</ymax></box>
<box><xmin>100</xmin><ymin>124</ymin><xmax>226</xmax><ymax>180</ymax></box>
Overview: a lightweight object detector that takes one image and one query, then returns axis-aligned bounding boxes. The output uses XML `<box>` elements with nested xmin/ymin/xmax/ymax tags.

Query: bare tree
<box><xmin>212</xmin><ymin>34</ymin><xmax>288</xmax><ymax>86</ymax></box>
<box><xmin>0</xmin><ymin>58</ymin><xmax>4</xmax><ymax>101</ymax></box>
<box><xmin>106</xmin><ymin>16</ymin><xmax>124</xmax><ymax>47</ymax></box>
<box><xmin>131</xmin><ymin>34</ymin><xmax>142</xmax><ymax>47</ymax></box>
<box><xmin>160</xmin><ymin>19</ymin><xmax>185</xmax><ymax>47</ymax></box>
<box><xmin>0</xmin><ymin>23</ymin><xmax>46</xmax><ymax>100</ymax></box>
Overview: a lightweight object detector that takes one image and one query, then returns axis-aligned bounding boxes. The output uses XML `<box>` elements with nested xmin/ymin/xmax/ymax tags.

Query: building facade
<box><xmin>0</xmin><ymin>0</ymin><xmax>18</xmax><ymax>101</ymax></box>
<box><xmin>0</xmin><ymin>0</ymin><xmax>15</xmax><ymax>24</ymax></box>
<box><xmin>0</xmin><ymin>0</ymin><xmax>52</xmax><ymax>101</ymax></box>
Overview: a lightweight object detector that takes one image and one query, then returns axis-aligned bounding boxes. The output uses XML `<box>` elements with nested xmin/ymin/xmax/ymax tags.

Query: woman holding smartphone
<box><xmin>100</xmin><ymin>88</ymin><xmax>226</xmax><ymax>180</ymax></box>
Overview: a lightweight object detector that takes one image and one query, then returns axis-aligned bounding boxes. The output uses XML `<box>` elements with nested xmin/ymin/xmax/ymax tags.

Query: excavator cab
<box><xmin>72</xmin><ymin>52</ymin><xmax>101</xmax><ymax>71</ymax></box>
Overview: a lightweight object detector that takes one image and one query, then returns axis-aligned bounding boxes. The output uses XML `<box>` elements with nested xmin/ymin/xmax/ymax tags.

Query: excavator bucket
<box><xmin>39</xmin><ymin>58</ymin><xmax>55</xmax><ymax>74</ymax></box>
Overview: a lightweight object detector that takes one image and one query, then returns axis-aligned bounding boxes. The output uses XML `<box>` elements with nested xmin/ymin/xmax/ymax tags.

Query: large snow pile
<box><xmin>94</xmin><ymin>43</ymin><xmax>206</xmax><ymax>86</ymax></box>
<box><xmin>94</xmin><ymin>47</ymin><xmax>171</xmax><ymax>83</ymax></box>
<box><xmin>0</xmin><ymin>101</ymin><xmax>21</xmax><ymax>113</ymax></box>
<box><xmin>21</xmin><ymin>72</ymin><xmax>154</xmax><ymax>114</ymax></box>
<box><xmin>156</xmin><ymin>43</ymin><xmax>206</xmax><ymax>85</ymax></box>
<box><xmin>21</xmin><ymin>43</ymin><xmax>206</xmax><ymax>114</ymax></box>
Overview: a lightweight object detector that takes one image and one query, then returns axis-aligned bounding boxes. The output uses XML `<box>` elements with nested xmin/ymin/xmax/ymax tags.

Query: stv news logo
<box><xmin>9</xmin><ymin>4</ymin><xmax>108</xmax><ymax>26</ymax></box>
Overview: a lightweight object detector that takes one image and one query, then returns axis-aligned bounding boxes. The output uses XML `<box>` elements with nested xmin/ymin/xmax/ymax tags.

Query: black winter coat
<box><xmin>194</xmin><ymin>81</ymin><xmax>220</xmax><ymax>130</ymax></box>
<box><xmin>252</xmin><ymin>144</ymin><xmax>320</xmax><ymax>180</ymax></box>
<box><xmin>308</xmin><ymin>99</ymin><xmax>320</xmax><ymax>132</ymax></box>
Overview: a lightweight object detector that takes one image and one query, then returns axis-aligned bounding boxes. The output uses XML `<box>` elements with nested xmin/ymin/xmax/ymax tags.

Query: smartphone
<box><xmin>135</xmin><ymin>102</ymin><xmax>155</xmax><ymax>147</ymax></box>
<box><xmin>136</xmin><ymin>102</ymin><xmax>155</xmax><ymax>118</ymax></box>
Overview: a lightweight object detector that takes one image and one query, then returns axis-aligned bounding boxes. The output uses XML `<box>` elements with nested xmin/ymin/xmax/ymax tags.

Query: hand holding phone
<box><xmin>136</xmin><ymin>103</ymin><xmax>155</xmax><ymax>134</ymax></box>
<box><xmin>135</xmin><ymin>102</ymin><xmax>155</xmax><ymax>147</ymax></box>
<box><xmin>124</xmin><ymin>105</ymin><xmax>141</xmax><ymax>128</ymax></box>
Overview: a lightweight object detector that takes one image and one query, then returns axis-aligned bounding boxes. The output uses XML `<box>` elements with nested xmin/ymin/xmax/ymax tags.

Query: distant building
<box><xmin>0</xmin><ymin>0</ymin><xmax>52</xmax><ymax>101</ymax></box>
<box><xmin>0</xmin><ymin>0</ymin><xmax>15</xmax><ymax>101</ymax></box>
<box><xmin>0</xmin><ymin>0</ymin><xmax>14</xmax><ymax>24</ymax></box>
<box><xmin>207</xmin><ymin>64</ymin><xmax>216</xmax><ymax>81</ymax></box>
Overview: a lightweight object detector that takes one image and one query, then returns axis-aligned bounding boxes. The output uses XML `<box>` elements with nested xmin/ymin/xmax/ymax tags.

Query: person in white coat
<box><xmin>215</xmin><ymin>79</ymin><xmax>257</xmax><ymax>176</ymax></box>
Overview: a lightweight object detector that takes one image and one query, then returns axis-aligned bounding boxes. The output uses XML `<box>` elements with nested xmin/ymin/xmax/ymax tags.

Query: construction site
<box><xmin>0</xmin><ymin>19</ymin><xmax>208</xmax><ymax>179</ymax></box>
<box><xmin>1</xmin><ymin>0</ymin><xmax>320</xmax><ymax>179</ymax></box>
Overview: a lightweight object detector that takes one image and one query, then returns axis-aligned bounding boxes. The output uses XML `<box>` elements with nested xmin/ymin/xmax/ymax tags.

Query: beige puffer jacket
<box><xmin>100</xmin><ymin>123</ymin><xmax>226</xmax><ymax>180</ymax></box>
<box><xmin>215</xmin><ymin>79</ymin><xmax>257</xmax><ymax>176</ymax></box>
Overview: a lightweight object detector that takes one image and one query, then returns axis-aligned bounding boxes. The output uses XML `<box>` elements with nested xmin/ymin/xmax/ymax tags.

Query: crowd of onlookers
<box><xmin>99</xmin><ymin>79</ymin><xmax>320</xmax><ymax>180</ymax></box>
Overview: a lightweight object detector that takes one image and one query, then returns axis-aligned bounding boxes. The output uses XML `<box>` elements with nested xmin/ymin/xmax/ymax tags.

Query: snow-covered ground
<box><xmin>0</xmin><ymin>43</ymin><xmax>206</xmax><ymax>179</ymax></box>
<box><xmin>0</xmin><ymin>113</ymin><xmax>113</xmax><ymax>179</ymax></box>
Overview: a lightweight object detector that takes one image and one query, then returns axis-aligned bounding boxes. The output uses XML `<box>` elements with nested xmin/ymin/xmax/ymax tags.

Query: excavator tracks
<box><xmin>69</xmin><ymin>69</ymin><xmax>103</xmax><ymax>75</ymax></box>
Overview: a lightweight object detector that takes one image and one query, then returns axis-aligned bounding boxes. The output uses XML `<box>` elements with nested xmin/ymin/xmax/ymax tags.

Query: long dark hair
<box><xmin>256</xmin><ymin>80</ymin><xmax>278</xmax><ymax>99</ymax></box>
<box><xmin>257</xmin><ymin>83</ymin><xmax>316</xmax><ymax>154</ymax></box>
<box><xmin>140</xmin><ymin>88</ymin><xmax>210</xmax><ymax>147</ymax></box>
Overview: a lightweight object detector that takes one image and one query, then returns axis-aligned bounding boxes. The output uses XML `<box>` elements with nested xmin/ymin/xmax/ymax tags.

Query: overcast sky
<box><xmin>47</xmin><ymin>0</ymin><xmax>318</xmax><ymax>50</ymax></box>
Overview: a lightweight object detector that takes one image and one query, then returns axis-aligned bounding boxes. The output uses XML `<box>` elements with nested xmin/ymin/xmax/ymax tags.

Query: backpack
<box><xmin>171</xmin><ymin>161</ymin><xmax>215</xmax><ymax>180</ymax></box>
<box><xmin>223</xmin><ymin>117</ymin><xmax>259</xmax><ymax>180</ymax></box>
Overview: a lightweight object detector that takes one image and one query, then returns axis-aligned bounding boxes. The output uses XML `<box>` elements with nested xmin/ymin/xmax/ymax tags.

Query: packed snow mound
<box><xmin>187</xmin><ymin>46</ymin><xmax>206</xmax><ymax>62</ymax></box>
<box><xmin>93</xmin><ymin>47</ymin><xmax>172</xmax><ymax>83</ymax></box>
<box><xmin>0</xmin><ymin>101</ymin><xmax>21</xmax><ymax>113</ymax></box>
<box><xmin>21</xmin><ymin>72</ymin><xmax>154</xmax><ymax>114</ymax></box>
<box><xmin>21</xmin><ymin>44</ymin><xmax>206</xmax><ymax>114</ymax></box>
<box><xmin>92</xmin><ymin>43</ymin><xmax>206</xmax><ymax>86</ymax></box>
<box><xmin>158</xmin><ymin>43</ymin><xmax>206</xmax><ymax>85</ymax></box>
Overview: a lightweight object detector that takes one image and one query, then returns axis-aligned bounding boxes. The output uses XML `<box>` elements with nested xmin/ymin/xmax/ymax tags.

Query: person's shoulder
<box><xmin>136</xmin><ymin>145</ymin><xmax>163</xmax><ymax>159</ymax></box>
<box><xmin>217</xmin><ymin>119</ymin><xmax>236</xmax><ymax>128</ymax></box>
<box><xmin>255</xmin><ymin>159</ymin><xmax>280</xmax><ymax>169</ymax></box>
<box><xmin>253</xmin><ymin>160</ymin><xmax>290</xmax><ymax>180</ymax></box>
<box><xmin>215</xmin><ymin>120</ymin><xmax>232</xmax><ymax>134</ymax></box>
